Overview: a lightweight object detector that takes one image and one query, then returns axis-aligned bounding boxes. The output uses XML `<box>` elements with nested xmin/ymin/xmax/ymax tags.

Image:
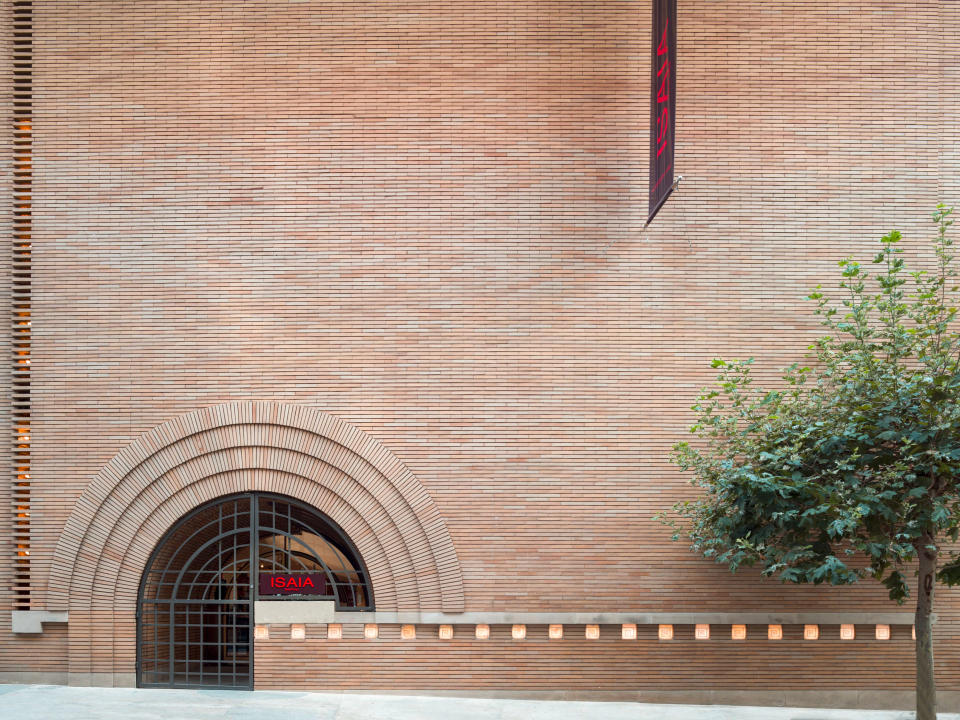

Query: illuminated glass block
<box><xmin>875</xmin><ymin>624</ymin><xmax>890</xmax><ymax>640</ymax></box>
<box><xmin>438</xmin><ymin>624</ymin><xmax>454</xmax><ymax>640</ymax></box>
<box><xmin>767</xmin><ymin>624</ymin><xmax>783</xmax><ymax>640</ymax></box>
<box><xmin>803</xmin><ymin>624</ymin><xmax>819</xmax><ymax>640</ymax></box>
<box><xmin>621</xmin><ymin>623</ymin><xmax>637</xmax><ymax>640</ymax></box>
<box><xmin>511</xmin><ymin>624</ymin><xmax>526</xmax><ymax>640</ymax></box>
<box><xmin>327</xmin><ymin>623</ymin><xmax>342</xmax><ymax>640</ymax></box>
<box><xmin>658</xmin><ymin>624</ymin><xmax>673</xmax><ymax>641</ymax></box>
<box><xmin>912</xmin><ymin>625</ymin><xmax>916</xmax><ymax>640</ymax></box>
<box><xmin>731</xmin><ymin>624</ymin><xmax>746</xmax><ymax>640</ymax></box>
<box><xmin>363</xmin><ymin>624</ymin><xmax>378</xmax><ymax>639</ymax></box>
<box><xmin>475</xmin><ymin>624</ymin><xmax>490</xmax><ymax>640</ymax></box>
<box><xmin>695</xmin><ymin>623</ymin><xmax>710</xmax><ymax>640</ymax></box>
<box><xmin>254</xmin><ymin>625</ymin><xmax>269</xmax><ymax>641</ymax></box>
<box><xmin>548</xmin><ymin>624</ymin><xmax>563</xmax><ymax>640</ymax></box>
<box><xmin>290</xmin><ymin>624</ymin><xmax>305</xmax><ymax>640</ymax></box>
<box><xmin>840</xmin><ymin>624</ymin><xmax>855</xmax><ymax>640</ymax></box>
<box><xmin>585</xmin><ymin>624</ymin><xmax>600</xmax><ymax>640</ymax></box>
<box><xmin>401</xmin><ymin>624</ymin><xmax>416</xmax><ymax>640</ymax></box>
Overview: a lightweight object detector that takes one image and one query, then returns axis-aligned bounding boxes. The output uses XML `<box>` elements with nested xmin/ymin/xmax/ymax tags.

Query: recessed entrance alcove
<box><xmin>137</xmin><ymin>492</ymin><xmax>373</xmax><ymax>689</ymax></box>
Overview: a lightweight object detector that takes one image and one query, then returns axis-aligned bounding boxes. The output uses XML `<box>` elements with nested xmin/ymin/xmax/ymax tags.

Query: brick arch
<box><xmin>49</xmin><ymin>402</ymin><xmax>464</xmax><ymax>617</ymax></box>
<box><xmin>89</xmin><ymin>474</ymin><xmax>399</xmax><ymax>680</ymax></box>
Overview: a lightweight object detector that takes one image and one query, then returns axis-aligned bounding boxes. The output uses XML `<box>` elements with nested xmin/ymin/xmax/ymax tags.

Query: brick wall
<box><xmin>1</xmin><ymin>0</ymin><xmax>958</xmax><ymax>702</ymax></box>
<box><xmin>258</xmin><ymin>624</ymin><xmax>913</xmax><ymax>688</ymax></box>
<box><xmin>253</xmin><ymin>622</ymin><xmax>940</xmax><ymax>701</ymax></box>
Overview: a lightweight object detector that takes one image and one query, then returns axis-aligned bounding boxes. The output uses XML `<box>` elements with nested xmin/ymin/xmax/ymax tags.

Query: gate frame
<box><xmin>136</xmin><ymin>490</ymin><xmax>373</xmax><ymax>689</ymax></box>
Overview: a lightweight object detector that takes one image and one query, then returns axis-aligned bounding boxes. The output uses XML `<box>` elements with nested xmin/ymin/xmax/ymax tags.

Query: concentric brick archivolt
<box><xmin>47</xmin><ymin>402</ymin><xmax>464</xmax><ymax>615</ymax></box>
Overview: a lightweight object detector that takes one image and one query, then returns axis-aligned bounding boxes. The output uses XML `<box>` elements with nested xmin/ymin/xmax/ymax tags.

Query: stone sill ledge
<box><xmin>11</xmin><ymin>608</ymin><xmax>919</xmax><ymax>634</ymax></box>
<box><xmin>11</xmin><ymin>610</ymin><xmax>68</xmax><ymax>634</ymax></box>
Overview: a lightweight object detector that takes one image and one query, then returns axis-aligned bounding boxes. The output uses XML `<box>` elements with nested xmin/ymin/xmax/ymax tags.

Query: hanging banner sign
<box><xmin>259</xmin><ymin>572</ymin><xmax>328</xmax><ymax>596</ymax></box>
<box><xmin>647</xmin><ymin>0</ymin><xmax>676</xmax><ymax>226</ymax></box>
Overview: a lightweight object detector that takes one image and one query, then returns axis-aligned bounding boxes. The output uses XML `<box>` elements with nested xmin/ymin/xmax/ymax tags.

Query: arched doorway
<box><xmin>136</xmin><ymin>492</ymin><xmax>373</xmax><ymax>689</ymax></box>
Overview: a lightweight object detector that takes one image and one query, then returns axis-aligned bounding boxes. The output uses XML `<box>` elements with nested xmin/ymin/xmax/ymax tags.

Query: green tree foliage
<box><xmin>667</xmin><ymin>206</ymin><xmax>957</xmax><ymax>720</ymax></box>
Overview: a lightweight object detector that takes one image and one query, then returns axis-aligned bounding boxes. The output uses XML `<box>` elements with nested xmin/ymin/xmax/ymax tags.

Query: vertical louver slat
<box><xmin>11</xmin><ymin>0</ymin><xmax>31</xmax><ymax>610</ymax></box>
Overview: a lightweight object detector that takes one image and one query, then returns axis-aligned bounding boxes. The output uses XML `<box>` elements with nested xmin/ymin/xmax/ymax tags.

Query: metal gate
<box><xmin>137</xmin><ymin>492</ymin><xmax>373</xmax><ymax>689</ymax></box>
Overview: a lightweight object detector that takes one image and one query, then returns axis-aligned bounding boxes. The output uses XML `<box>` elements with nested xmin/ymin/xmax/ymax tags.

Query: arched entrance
<box><xmin>136</xmin><ymin>492</ymin><xmax>373</xmax><ymax>689</ymax></box>
<box><xmin>49</xmin><ymin>402</ymin><xmax>464</xmax><ymax>687</ymax></box>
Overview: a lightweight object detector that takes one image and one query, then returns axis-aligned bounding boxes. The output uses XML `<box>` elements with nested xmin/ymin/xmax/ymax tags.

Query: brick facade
<box><xmin>1</xmin><ymin>0</ymin><xmax>958</xmax><ymax>709</ymax></box>
<box><xmin>254</xmin><ymin>624</ymin><xmax>918</xmax><ymax>699</ymax></box>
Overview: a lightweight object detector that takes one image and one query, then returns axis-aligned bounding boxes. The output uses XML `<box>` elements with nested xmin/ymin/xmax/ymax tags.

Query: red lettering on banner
<box><xmin>653</xmin><ymin>15</ymin><xmax>671</xmax><ymax>163</ymax></box>
<box><xmin>651</xmin><ymin>163</ymin><xmax>673</xmax><ymax>192</ymax></box>
<box><xmin>657</xmin><ymin>18</ymin><xmax>669</xmax><ymax>55</ymax></box>
<box><xmin>656</xmin><ymin>108</ymin><xmax>670</xmax><ymax>149</ymax></box>
<box><xmin>657</xmin><ymin>59</ymin><xmax>670</xmax><ymax>103</ymax></box>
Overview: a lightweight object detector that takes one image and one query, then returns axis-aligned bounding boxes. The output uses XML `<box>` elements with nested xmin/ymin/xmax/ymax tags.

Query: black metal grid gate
<box><xmin>137</xmin><ymin>492</ymin><xmax>373</xmax><ymax>689</ymax></box>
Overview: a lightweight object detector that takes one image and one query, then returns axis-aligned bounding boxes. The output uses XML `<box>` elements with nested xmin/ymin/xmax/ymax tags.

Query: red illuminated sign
<box><xmin>648</xmin><ymin>0</ymin><xmax>676</xmax><ymax>226</ymax></box>
<box><xmin>259</xmin><ymin>572</ymin><xmax>328</xmax><ymax>596</ymax></box>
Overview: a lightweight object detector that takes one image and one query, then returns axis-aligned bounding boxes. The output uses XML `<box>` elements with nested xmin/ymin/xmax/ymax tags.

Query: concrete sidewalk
<box><xmin>1</xmin><ymin>685</ymin><xmax>958</xmax><ymax>720</ymax></box>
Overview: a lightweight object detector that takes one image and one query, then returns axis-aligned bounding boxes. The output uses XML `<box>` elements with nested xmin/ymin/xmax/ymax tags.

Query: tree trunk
<box><xmin>915</xmin><ymin>536</ymin><xmax>938</xmax><ymax>720</ymax></box>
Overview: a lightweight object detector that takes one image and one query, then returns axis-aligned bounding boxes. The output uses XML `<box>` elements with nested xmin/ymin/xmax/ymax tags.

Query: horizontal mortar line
<box><xmin>330</xmin><ymin>611</ymin><xmax>918</xmax><ymax>626</ymax></box>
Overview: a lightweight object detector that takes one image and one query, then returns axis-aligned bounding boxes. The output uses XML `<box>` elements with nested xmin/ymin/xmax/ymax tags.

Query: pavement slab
<box><xmin>1</xmin><ymin>684</ymin><xmax>958</xmax><ymax>720</ymax></box>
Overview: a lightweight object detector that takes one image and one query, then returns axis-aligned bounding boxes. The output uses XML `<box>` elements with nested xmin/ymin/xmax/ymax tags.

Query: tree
<box><xmin>666</xmin><ymin>206</ymin><xmax>959</xmax><ymax>720</ymax></box>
